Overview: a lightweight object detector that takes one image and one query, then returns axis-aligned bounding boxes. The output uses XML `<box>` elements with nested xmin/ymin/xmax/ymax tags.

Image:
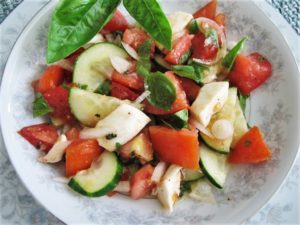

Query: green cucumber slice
<box><xmin>182</xmin><ymin>169</ymin><xmax>204</xmax><ymax>181</ymax></box>
<box><xmin>69</xmin><ymin>87</ymin><xmax>125</xmax><ymax>127</ymax></box>
<box><xmin>200</xmin><ymin>144</ymin><xmax>230</xmax><ymax>189</ymax></box>
<box><xmin>73</xmin><ymin>42</ymin><xmax>129</xmax><ymax>91</ymax></box>
<box><xmin>68</xmin><ymin>151</ymin><xmax>123</xmax><ymax>197</ymax></box>
<box><xmin>231</xmin><ymin>100</ymin><xmax>249</xmax><ymax>148</ymax></box>
<box><xmin>200</xmin><ymin>88</ymin><xmax>237</xmax><ymax>153</ymax></box>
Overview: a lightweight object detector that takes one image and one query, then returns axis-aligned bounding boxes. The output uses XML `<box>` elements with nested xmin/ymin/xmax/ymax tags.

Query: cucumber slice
<box><xmin>69</xmin><ymin>87</ymin><xmax>125</xmax><ymax>127</ymax></box>
<box><xmin>68</xmin><ymin>151</ymin><xmax>123</xmax><ymax>197</ymax></box>
<box><xmin>231</xmin><ymin>100</ymin><xmax>249</xmax><ymax>148</ymax></box>
<box><xmin>182</xmin><ymin>169</ymin><xmax>204</xmax><ymax>181</ymax></box>
<box><xmin>200</xmin><ymin>88</ymin><xmax>237</xmax><ymax>153</ymax></box>
<box><xmin>200</xmin><ymin>144</ymin><xmax>230</xmax><ymax>189</ymax></box>
<box><xmin>154</xmin><ymin>54</ymin><xmax>171</xmax><ymax>70</ymax></box>
<box><xmin>73</xmin><ymin>42</ymin><xmax>129</xmax><ymax>91</ymax></box>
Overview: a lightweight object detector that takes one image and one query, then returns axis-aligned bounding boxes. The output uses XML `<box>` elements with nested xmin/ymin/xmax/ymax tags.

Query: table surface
<box><xmin>0</xmin><ymin>1</ymin><xmax>299</xmax><ymax>225</ymax></box>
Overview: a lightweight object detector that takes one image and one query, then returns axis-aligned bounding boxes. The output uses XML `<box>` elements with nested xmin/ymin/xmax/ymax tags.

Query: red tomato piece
<box><xmin>123</xmin><ymin>28</ymin><xmax>155</xmax><ymax>53</ymax></box>
<box><xmin>102</xmin><ymin>10</ymin><xmax>129</xmax><ymax>33</ymax></box>
<box><xmin>66</xmin><ymin>127</ymin><xmax>80</xmax><ymax>141</ymax></box>
<box><xmin>111</xmin><ymin>70</ymin><xmax>144</xmax><ymax>91</ymax></box>
<box><xmin>214</xmin><ymin>13</ymin><xmax>225</xmax><ymax>26</ymax></box>
<box><xmin>165</xmin><ymin>34</ymin><xmax>192</xmax><ymax>65</ymax></box>
<box><xmin>193</xmin><ymin>0</ymin><xmax>217</xmax><ymax>19</ymax></box>
<box><xmin>111</xmin><ymin>81</ymin><xmax>139</xmax><ymax>101</ymax></box>
<box><xmin>229</xmin><ymin>53</ymin><xmax>272</xmax><ymax>95</ymax></box>
<box><xmin>130</xmin><ymin>164</ymin><xmax>154</xmax><ymax>199</ymax></box>
<box><xmin>65</xmin><ymin>139</ymin><xmax>103</xmax><ymax>177</ymax></box>
<box><xmin>144</xmin><ymin>72</ymin><xmax>189</xmax><ymax>115</ymax></box>
<box><xmin>178</xmin><ymin>77</ymin><xmax>200</xmax><ymax>103</ymax></box>
<box><xmin>37</xmin><ymin>65</ymin><xmax>65</xmax><ymax>93</ymax></box>
<box><xmin>229</xmin><ymin>126</ymin><xmax>272</xmax><ymax>164</ymax></box>
<box><xmin>192</xmin><ymin>32</ymin><xmax>218</xmax><ymax>61</ymax></box>
<box><xmin>43</xmin><ymin>86</ymin><xmax>75</xmax><ymax>124</ymax></box>
<box><xmin>149</xmin><ymin>126</ymin><xmax>199</xmax><ymax>169</ymax></box>
<box><xmin>18</xmin><ymin>123</ymin><xmax>58</xmax><ymax>152</ymax></box>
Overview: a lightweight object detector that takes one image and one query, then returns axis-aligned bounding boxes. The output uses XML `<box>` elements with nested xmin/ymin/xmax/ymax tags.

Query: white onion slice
<box><xmin>192</xmin><ymin>17</ymin><xmax>227</xmax><ymax>65</ymax></box>
<box><xmin>110</xmin><ymin>56</ymin><xmax>132</xmax><ymax>74</ymax></box>
<box><xmin>134</xmin><ymin>90</ymin><xmax>151</xmax><ymax>105</ymax></box>
<box><xmin>114</xmin><ymin>181</ymin><xmax>130</xmax><ymax>193</ymax></box>
<box><xmin>151</xmin><ymin>161</ymin><xmax>168</xmax><ymax>183</ymax></box>
<box><xmin>121</xmin><ymin>41</ymin><xmax>139</xmax><ymax>60</ymax></box>
<box><xmin>80</xmin><ymin>127</ymin><xmax>114</xmax><ymax>139</ymax></box>
<box><xmin>190</xmin><ymin>119</ymin><xmax>214</xmax><ymax>138</ymax></box>
<box><xmin>211</xmin><ymin>119</ymin><xmax>233</xmax><ymax>140</ymax></box>
<box><xmin>83</xmin><ymin>33</ymin><xmax>104</xmax><ymax>49</ymax></box>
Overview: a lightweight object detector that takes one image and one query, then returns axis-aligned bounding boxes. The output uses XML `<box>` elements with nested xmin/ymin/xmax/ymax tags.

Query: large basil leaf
<box><xmin>47</xmin><ymin>0</ymin><xmax>121</xmax><ymax>63</ymax></box>
<box><xmin>146</xmin><ymin>72</ymin><xmax>176</xmax><ymax>110</ymax></box>
<box><xmin>123</xmin><ymin>0</ymin><xmax>172</xmax><ymax>50</ymax></box>
<box><xmin>222</xmin><ymin>37</ymin><xmax>247</xmax><ymax>70</ymax></box>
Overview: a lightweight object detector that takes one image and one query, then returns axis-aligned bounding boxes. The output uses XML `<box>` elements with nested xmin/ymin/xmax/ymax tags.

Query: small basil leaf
<box><xmin>77</xmin><ymin>83</ymin><xmax>88</xmax><ymax>90</ymax></box>
<box><xmin>137</xmin><ymin>40</ymin><xmax>153</xmax><ymax>77</ymax></box>
<box><xmin>123</xmin><ymin>0</ymin><xmax>172</xmax><ymax>50</ymax></box>
<box><xmin>179</xmin><ymin>50</ymin><xmax>191</xmax><ymax>65</ymax></box>
<box><xmin>146</xmin><ymin>72</ymin><xmax>176</xmax><ymax>110</ymax></box>
<box><xmin>222</xmin><ymin>37</ymin><xmax>247</xmax><ymax>70</ymax></box>
<box><xmin>162</xmin><ymin>109</ymin><xmax>189</xmax><ymax>130</ymax></box>
<box><xmin>47</xmin><ymin>0</ymin><xmax>121</xmax><ymax>63</ymax></box>
<box><xmin>172</xmin><ymin>63</ymin><xmax>207</xmax><ymax>84</ymax></box>
<box><xmin>188</xmin><ymin>19</ymin><xmax>199</xmax><ymax>34</ymax></box>
<box><xmin>95</xmin><ymin>80</ymin><xmax>111</xmax><ymax>95</ymax></box>
<box><xmin>32</xmin><ymin>93</ymin><xmax>53</xmax><ymax>118</ymax></box>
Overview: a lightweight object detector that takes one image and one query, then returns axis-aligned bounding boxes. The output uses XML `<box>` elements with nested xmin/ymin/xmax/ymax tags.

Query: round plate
<box><xmin>1</xmin><ymin>0</ymin><xmax>299</xmax><ymax>224</ymax></box>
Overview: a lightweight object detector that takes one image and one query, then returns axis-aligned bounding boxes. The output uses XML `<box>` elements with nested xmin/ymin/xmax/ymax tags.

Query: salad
<box><xmin>18</xmin><ymin>0</ymin><xmax>273</xmax><ymax>211</ymax></box>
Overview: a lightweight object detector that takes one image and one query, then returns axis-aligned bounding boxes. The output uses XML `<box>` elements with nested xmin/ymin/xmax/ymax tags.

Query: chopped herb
<box><xmin>95</xmin><ymin>80</ymin><xmax>111</xmax><ymax>95</ymax></box>
<box><xmin>137</xmin><ymin>40</ymin><xmax>152</xmax><ymax>77</ymax></box>
<box><xmin>32</xmin><ymin>93</ymin><xmax>53</xmax><ymax>118</ymax></box>
<box><xmin>115</xmin><ymin>142</ymin><xmax>122</xmax><ymax>151</ymax></box>
<box><xmin>188</xmin><ymin>19</ymin><xmax>199</xmax><ymax>34</ymax></box>
<box><xmin>94</xmin><ymin>113</ymin><xmax>101</xmax><ymax>118</ymax></box>
<box><xmin>180</xmin><ymin>181</ymin><xmax>193</xmax><ymax>197</ymax></box>
<box><xmin>62</xmin><ymin>84</ymin><xmax>71</xmax><ymax>91</ymax></box>
<box><xmin>179</xmin><ymin>50</ymin><xmax>191</xmax><ymax>64</ymax></box>
<box><xmin>162</xmin><ymin>109</ymin><xmax>189</xmax><ymax>130</ymax></box>
<box><xmin>238</xmin><ymin>92</ymin><xmax>248</xmax><ymax>114</ymax></box>
<box><xmin>244</xmin><ymin>140</ymin><xmax>252</xmax><ymax>146</ymax></box>
<box><xmin>77</xmin><ymin>83</ymin><xmax>88</xmax><ymax>90</ymax></box>
<box><xmin>204</xmin><ymin>28</ymin><xmax>219</xmax><ymax>48</ymax></box>
<box><xmin>105</xmin><ymin>133</ymin><xmax>117</xmax><ymax>140</ymax></box>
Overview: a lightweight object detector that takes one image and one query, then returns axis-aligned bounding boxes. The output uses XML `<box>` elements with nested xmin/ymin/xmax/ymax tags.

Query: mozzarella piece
<box><xmin>211</xmin><ymin>119</ymin><xmax>234</xmax><ymax>140</ymax></box>
<box><xmin>95</xmin><ymin>104</ymin><xmax>150</xmax><ymax>151</ymax></box>
<box><xmin>168</xmin><ymin>11</ymin><xmax>193</xmax><ymax>40</ymax></box>
<box><xmin>157</xmin><ymin>165</ymin><xmax>182</xmax><ymax>212</ymax></box>
<box><xmin>191</xmin><ymin>82</ymin><xmax>229</xmax><ymax>127</ymax></box>
<box><xmin>38</xmin><ymin>135</ymin><xmax>70</xmax><ymax>163</ymax></box>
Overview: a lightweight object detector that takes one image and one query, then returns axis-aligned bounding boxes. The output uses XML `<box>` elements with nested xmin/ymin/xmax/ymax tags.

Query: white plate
<box><xmin>0</xmin><ymin>0</ymin><xmax>299</xmax><ymax>224</ymax></box>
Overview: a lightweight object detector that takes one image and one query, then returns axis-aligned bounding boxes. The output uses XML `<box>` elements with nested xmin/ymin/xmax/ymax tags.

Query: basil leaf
<box><xmin>188</xmin><ymin>19</ymin><xmax>199</xmax><ymax>34</ymax></box>
<box><xmin>162</xmin><ymin>109</ymin><xmax>189</xmax><ymax>130</ymax></box>
<box><xmin>137</xmin><ymin>40</ymin><xmax>152</xmax><ymax>77</ymax></box>
<box><xmin>204</xmin><ymin>28</ymin><xmax>219</xmax><ymax>48</ymax></box>
<box><xmin>146</xmin><ymin>72</ymin><xmax>176</xmax><ymax>110</ymax></box>
<box><xmin>32</xmin><ymin>93</ymin><xmax>53</xmax><ymax>118</ymax></box>
<box><xmin>47</xmin><ymin>0</ymin><xmax>121</xmax><ymax>63</ymax></box>
<box><xmin>95</xmin><ymin>80</ymin><xmax>111</xmax><ymax>95</ymax></box>
<box><xmin>123</xmin><ymin>0</ymin><xmax>172</xmax><ymax>50</ymax></box>
<box><xmin>238</xmin><ymin>93</ymin><xmax>248</xmax><ymax>113</ymax></box>
<box><xmin>172</xmin><ymin>63</ymin><xmax>207</xmax><ymax>84</ymax></box>
<box><xmin>179</xmin><ymin>50</ymin><xmax>191</xmax><ymax>65</ymax></box>
<box><xmin>77</xmin><ymin>83</ymin><xmax>88</xmax><ymax>90</ymax></box>
<box><xmin>222</xmin><ymin>37</ymin><xmax>247</xmax><ymax>70</ymax></box>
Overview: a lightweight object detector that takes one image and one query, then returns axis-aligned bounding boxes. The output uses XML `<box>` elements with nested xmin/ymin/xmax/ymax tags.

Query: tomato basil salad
<box><xmin>18</xmin><ymin>0</ymin><xmax>272</xmax><ymax>211</ymax></box>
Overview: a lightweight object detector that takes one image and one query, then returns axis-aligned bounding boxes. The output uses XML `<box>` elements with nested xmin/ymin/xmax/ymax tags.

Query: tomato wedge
<box><xmin>43</xmin><ymin>86</ymin><xmax>75</xmax><ymax>124</ymax></box>
<box><xmin>165</xmin><ymin>34</ymin><xmax>192</xmax><ymax>65</ymax></box>
<box><xmin>65</xmin><ymin>139</ymin><xmax>103</xmax><ymax>177</ymax></box>
<box><xmin>102</xmin><ymin>10</ymin><xmax>129</xmax><ymax>33</ymax></box>
<box><xmin>192</xmin><ymin>32</ymin><xmax>218</xmax><ymax>61</ymax></box>
<box><xmin>37</xmin><ymin>65</ymin><xmax>65</xmax><ymax>93</ymax></box>
<box><xmin>193</xmin><ymin>0</ymin><xmax>217</xmax><ymax>19</ymax></box>
<box><xmin>66</xmin><ymin>127</ymin><xmax>80</xmax><ymax>141</ymax></box>
<box><xmin>111</xmin><ymin>69</ymin><xmax>144</xmax><ymax>91</ymax></box>
<box><xmin>229</xmin><ymin>53</ymin><xmax>272</xmax><ymax>95</ymax></box>
<box><xmin>111</xmin><ymin>81</ymin><xmax>139</xmax><ymax>101</ymax></box>
<box><xmin>18</xmin><ymin>123</ymin><xmax>58</xmax><ymax>152</ymax></box>
<box><xmin>149</xmin><ymin>126</ymin><xmax>199</xmax><ymax>169</ymax></box>
<box><xmin>130</xmin><ymin>164</ymin><xmax>154</xmax><ymax>199</ymax></box>
<box><xmin>229</xmin><ymin>127</ymin><xmax>271</xmax><ymax>164</ymax></box>
<box><xmin>214</xmin><ymin>13</ymin><xmax>225</xmax><ymax>26</ymax></box>
<box><xmin>178</xmin><ymin>77</ymin><xmax>200</xmax><ymax>103</ymax></box>
<box><xmin>144</xmin><ymin>72</ymin><xmax>189</xmax><ymax>115</ymax></box>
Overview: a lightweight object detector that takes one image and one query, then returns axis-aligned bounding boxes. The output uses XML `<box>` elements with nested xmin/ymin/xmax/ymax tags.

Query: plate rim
<box><xmin>0</xmin><ymin>0</ymin><xmax>299</xmax><ymax>224</ymax></box>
